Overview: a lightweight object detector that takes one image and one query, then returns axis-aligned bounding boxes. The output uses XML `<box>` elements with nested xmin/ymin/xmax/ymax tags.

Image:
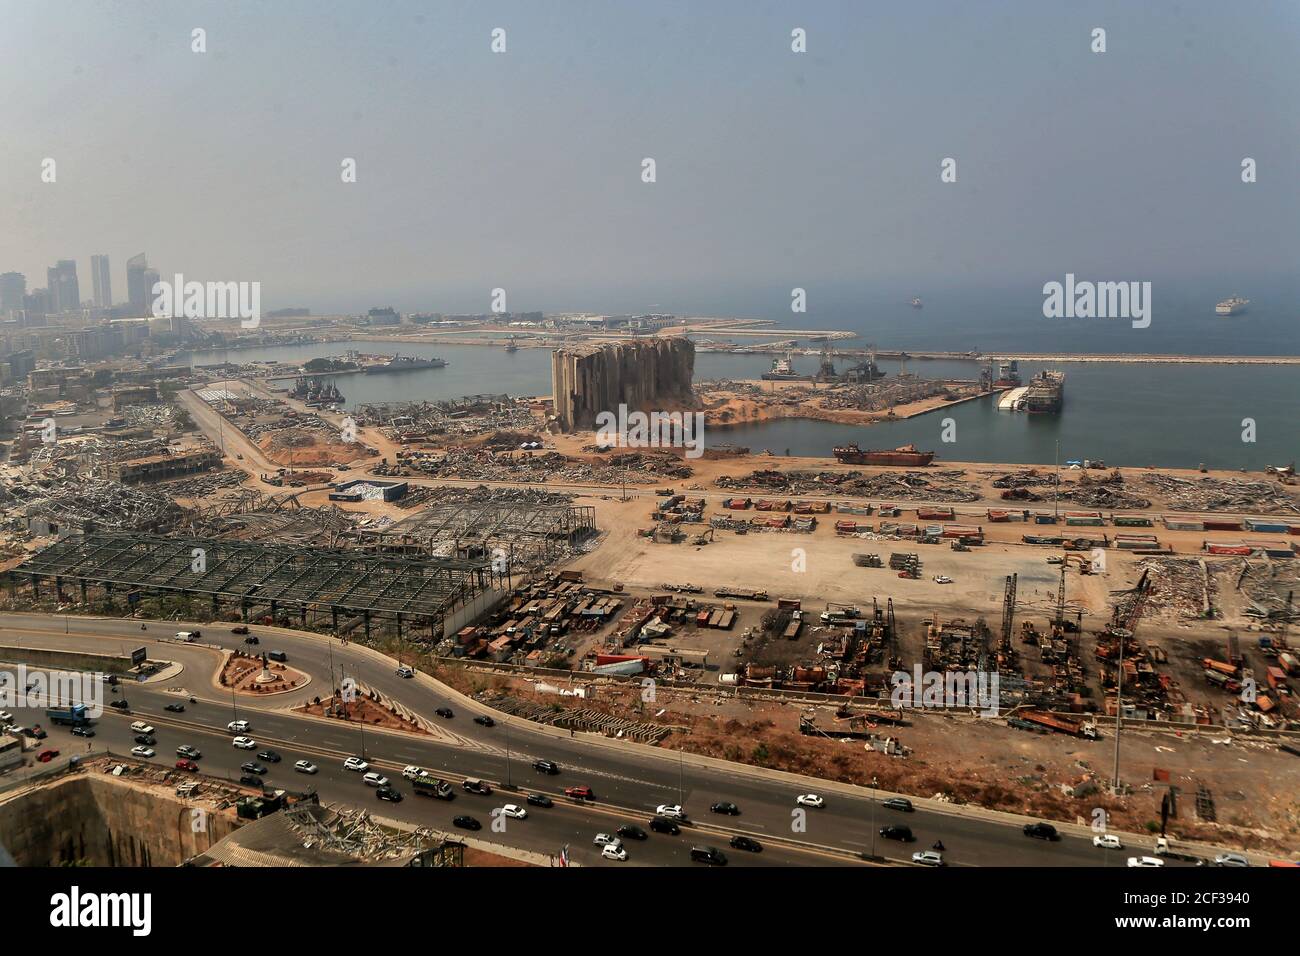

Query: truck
<box><xmin>713</xmin><ymin>587</ymin><xmax>769</xmax><ymax>601</ymax></box>
<box><xmin>45</xmin><ymin>704</ymin><xmax>91</xmax><ymax>727</ymax></box>
<box><xmin>1015</xmin><ymin>710</ymin><xmax>1099</xmax><ymax>739</ymax></box>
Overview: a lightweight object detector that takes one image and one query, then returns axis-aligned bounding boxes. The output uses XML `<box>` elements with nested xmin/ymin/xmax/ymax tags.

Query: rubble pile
<box><xmin>355</xmin><ymin>396</ymin><xmax>536</xmax><ymax>443</ymax></box>
<box><xmin>1133</xmin><ymin>555</ymin><xmax>1220</xmax><ymax>619</ymax></box>
<box><xmin>1237</xmin><ymin>559</ymin><xmax>1300</xmax><ymax>621</ymax></box>
<box><xmin>1139</xmin><ymin>473</ymin><xmax>1300</xmax><ymax>515</ymax></box>
<box><xmin>0</xmin><ymin>476</ymin><xmax>188</xmax><ymax>536</ymax></box>
<box><xmin>717</xmin><ymin>468</ymin><xmax>980</xmax><ymax>502</ymax></box>
<box><xmin>390</xmin><ymin>449</ymin><xmax>691</xmax><ymax>484</ymax></box>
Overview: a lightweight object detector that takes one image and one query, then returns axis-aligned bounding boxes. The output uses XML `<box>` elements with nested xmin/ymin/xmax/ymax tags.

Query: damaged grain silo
<box><xmin>550</xmin><ymin>337</ymin><xmax>695</xmax><ymax>432</ymax></box>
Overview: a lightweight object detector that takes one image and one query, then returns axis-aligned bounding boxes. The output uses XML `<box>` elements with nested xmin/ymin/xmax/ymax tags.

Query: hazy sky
<box><xmin>3</xmin><ymin>0</ymin><xmax>1298</xmax><ymax>314</ymax></box>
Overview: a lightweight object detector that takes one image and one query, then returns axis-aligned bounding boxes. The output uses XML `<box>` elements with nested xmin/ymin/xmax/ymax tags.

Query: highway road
<box><xmin>0</xmin><ymin>611</ymin><xmax>1217</xmax><ymax>867</ymax></box>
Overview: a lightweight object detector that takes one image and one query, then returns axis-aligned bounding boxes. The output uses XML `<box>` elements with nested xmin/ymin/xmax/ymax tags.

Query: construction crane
<box><xmin>1110</xmin><ymin>568</ymin><xmax>1152</xmax><ymax>791</ymax></box>
<box><xmin>1000</xmin><ymin>573</ymin><xmax>1017</xmax><ymax>653</ymax></box>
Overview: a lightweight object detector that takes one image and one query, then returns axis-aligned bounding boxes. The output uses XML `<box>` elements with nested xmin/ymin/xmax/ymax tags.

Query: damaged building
<box><xmin>550</xmin><ymin>337</ymin><xmax>695</xmax><ymax>432</ymax></box>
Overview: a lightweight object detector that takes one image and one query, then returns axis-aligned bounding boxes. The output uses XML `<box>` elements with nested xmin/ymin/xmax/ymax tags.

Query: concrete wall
<box><xmin>0</xmin><ymin>646</ymin><xmax>134</xmax><ymax>675</ymax></box>
<box><xmin>0</xmin><ymin>773</ymin><xmax>238</xmax><ymax>866</ymax></box>
<box><xmin>551</xmin><ymin>337</ymin><xmax>695</xmax><ymax>431</ymax></box>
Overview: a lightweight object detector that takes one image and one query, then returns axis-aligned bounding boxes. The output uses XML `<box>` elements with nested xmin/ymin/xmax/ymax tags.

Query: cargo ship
<box><xmin>362</xmin><ymin>353</ymin><xmax>448</xmax><ymax>374</ymax></box>
<box><xmin>761</xmin><ymin>353</ymin><xmax>812</xmax><ymax>382</ymax></box>
<box><xmin>993</xmin><ymin>360</ymin><xmax>1021</xmax><ymax>387</ymax></box>
<box><xmin>1022</xmin><ymin>370</ymin><xmax>1064</xmax><ymax>414</ymax></box>
<box><xmin>833</xmin><ymin>443</ymin><xmax>936</xmax><ymax>467</ymax></box>
<box><xmin>1216</xmin><ymin>296</ymin><xmax>1249</xmax><ymax>316</ymax></box>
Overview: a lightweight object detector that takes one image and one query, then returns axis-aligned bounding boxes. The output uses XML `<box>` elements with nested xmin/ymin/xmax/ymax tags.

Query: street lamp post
<box><xmin>870</xmin><ymin>776</ymin><xmax>878</xmax><ymax>859</ymax></box>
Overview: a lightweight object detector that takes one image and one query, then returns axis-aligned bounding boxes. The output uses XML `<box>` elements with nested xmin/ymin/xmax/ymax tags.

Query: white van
<box><xmin>176</xmin><ymin>631</ymin><xmax>196</xmax><ymax>642</ymax></box>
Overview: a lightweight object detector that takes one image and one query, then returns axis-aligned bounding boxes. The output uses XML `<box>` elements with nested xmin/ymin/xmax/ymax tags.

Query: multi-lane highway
<box><xmin>1</xmin><ymin>611</ymin><xmax>1219</xmax><ymax>867</ymax></box>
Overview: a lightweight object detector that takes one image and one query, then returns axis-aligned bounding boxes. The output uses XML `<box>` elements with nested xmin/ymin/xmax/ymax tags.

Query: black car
<box><xmin>729</xmin><ymin>835</ymin><xmax>762</xmax><ymax>853</ymax></box>
<box><xmin>243</xmin><ymin>636</ymin><xmax>259</xmax><ymax>645</ymax></box>
<box><xmin>883</xmin><ymin>798</ymin><xmax>914</xmax><ymax>813</ymax></box>
<box><xmin>618</xmin><ymin>824</ymin><xmax>649</xmax><ymax>841</ymax></box>
<box><xmin>473</xmin><ymin>715</ymin><xmax>495</xmax><ymax>727</ymax></box>
<box><xmin>71</xmin><ymin>726</ymin><xmax>95</xmax><ymax>738</ymax></box>
<box><xmin>710</xmin><ymin>802</ymin><xmax>740</xmax><ymax>816</ymax></box>
<box><xmin>453</xmin><ymin>815</ymin><xmax>482</xmax><ymax>831</ymax></box>
<box><xmin>377</xmin><ymin>786</ymin><xmax>403</xmax><ymax>803</ymax></box>
<box><xmin>110</xmin><ymin>700</ymin><xmax>130</xmax><ymax>710</ymax></box>
<box><xmin>1023</xmin><ymin>822</ymin><xmax>1059</xmax><ymax>841</ymax></box>
<box><xmin>526</xmin><ymin>793</ymin><xmax>553</xmax><ymax>808</ymax></box>
<box><xmin>532</xmin><ymin>759</ymin><xmax>560</xmax><ymax>775</ymax></box>
<box><xmin>164</xmin><ymin>703</ymin><xmax>185</xmax><ymax>713</ymax></box>
<box><xmin>689</xmin><ymin>846</ymin><xmax>728</xmax><ymax>865</ymax></box>
<box><xmin>238</xmin><ymin>774</ymin><xmax>262</xmax><ymax>786</ymax></box>
<box><xmin>649</xmin><ymin>816</ymin><xmax>681</xmax><ymax>835</ymax></box>
<box><xmin>240</xmin><ymin>762</ymin><xmax>268</xmax><ymax>775</ymax></box>
<box><xmin>133</xmin><ymin>734</ymin><xmax>156</xmax><ymax>746</ymax></box>
<box><xmin>266</xmin><ymin>650</ymin><xmax>288</xmax><ymax>662</ymax></box>
<box><xmin>257</xmin><ymin>750</ymin><xmax>281</xmax><ymax>763</ymax></box>
<box><xmin>435</xmin><ymin>707</ymin><xmax>454</xmax><ymax>719</ymax></box>
<box><xmin>879</xmin><ymin>825</ymin><xmax>915</xmax><ymax>842</ymax></box>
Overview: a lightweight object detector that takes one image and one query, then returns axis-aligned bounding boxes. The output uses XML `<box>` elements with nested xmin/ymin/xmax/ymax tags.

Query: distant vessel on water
<box><xmin>1023</xmin><ymin>370</ymin><xmax>1065</xmax><ymax>414</ymax></box>
<box><xmin>1216</xmin><ymin>296</ymin><xmax>1249</xmax><ymax>316</ymax></box>
<box><xmin>993</xmin><ymin>360</ymin><xmax>1022</xmax><ymax>388</ymax></box>
<box><xmin>505</xmin><ymin>336</ymin><xmax>519</xmax><ymax>353</ymax></box>
<box><xmin>363</xmin><ymin>353</ymin><xmax>447</xmax><ymax>374</ymax></box>
<box><xmin>833</xmin><ymin>443</ymin><xmax>935</xmax><ymax>467</ymax></box>
<box><xmin>910</xmin><ymin>297</ymin><xmax>923</xmax><ymax>309</ymax></box>
<box><xmin>761</xmin><ymin>352</ymin><xmax>812</xmax><ymax>382</ymax></box>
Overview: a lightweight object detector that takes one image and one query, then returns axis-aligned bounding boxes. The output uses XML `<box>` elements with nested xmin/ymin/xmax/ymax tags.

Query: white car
<box><xmin>933</xmin><ymin>575</ymin><xmax>953</xmax><ymax>584</ymax></box>
<box><xmin>130</xmin><ymin>745</ymin><xmax>155</xmax><ymax>758</ymax></box>
<box><xmin>1093</xmin><ymin>834</ymin><xmax>1123</xmax><ymax>850</ymax></box>
<box><xmin>294</xmin><ymin>760</ymin><xmax>318</xmax><ymax>774</ymax></box>
<box><xmin>1127</xmin><ymin>856</ymin><xmax>1165</xmax><ymax>868</ymax></box>
<box><xmin>796</xmin><ymin>794</ymin><xmax>825</xmax><ymax>808</ymax></box>
<box><xmin>592</xmin><ymin>833</ymin><xmax>621</xmax><ymax>848</ymax></box>
<box><xmin>402</xmin><ymin>765</ymin><xmax>429</xmax><ymax>781</ymax></box>
<box><xmin>911</xmin><ymin>850</ymin><xmax>944</xmax><ymax>866</ymax></box>
<box><xmin>130</xmin><ymin>721</ymin><xmax>155</xmax><ymax>735</ymax></box>
<box><xmin>601</xmin><ymin>843</ymin><xmax>628</xmax><ymax>861</ymax></box>
<box><xmin>232</xmin><ymin>736</ymin><xmax>256</xmax><ymax>750</ymax></box>
<box><xmin>343</xmin><ymin>756</ymin><xmax>369</xmax><ymax>772</ymax></box>
<box><xmin>497</xmin><ymin>804</ymin><xmax>527</xmax><ymax>820</ymax></box>
<box><xmin>0</xmin><ymin>710</ymin><xmax>12</xmax><ymax>723</ymax></box>
<box><xmin>227</xmin><ymin>720</ymin><xmax>250</xmax><ymax>733</ymax></box>
<box><xmin>1214</xmin><ymin>853</ymin><xmax>1250</xmax><ymax>867</ymax></box>
<box><xmin>655</xmin><ymin>804</ymin><xmax>685</xmax><ymax>820</ymax></box>
<box><xmin>362</xmin><ymin>772</ymin><xmax>389</xmax><ymax>787</ymax></box>
<box><xmin>396</xmin><ymin>665</ymin><xmax>415</xmax><ymax>678</ymax></box>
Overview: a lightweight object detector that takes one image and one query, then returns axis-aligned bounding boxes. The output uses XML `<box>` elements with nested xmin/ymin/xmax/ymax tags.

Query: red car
<box><xmin>36</xmin><ymin>749</ymin><xmax>60</xmax><ymax>763</ymax></box>
<box><xmin>564</xmin><ymin>785</ymin><xmax>594</xmax><ymax>800</ymax></box>
<box><xmin>231</xmin><ymin>625</ymin><xmax>250</xmax><ymax>635</ymax></box>
<box><xmin>175</xmin><ymin>759</ymin><xmax>199</xmax><ymax>772</ymax></box>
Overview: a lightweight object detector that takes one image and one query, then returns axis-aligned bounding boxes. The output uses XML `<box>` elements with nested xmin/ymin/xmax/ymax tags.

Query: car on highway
<box><xmin>655</xmin><ymin>804</ymin><xmax>685</xmax><ymax>820</ymax></box>
<box><xmin>435</xmin><ymin>707</ymin><xmax>454</xmax><ymax>719</ymax></box>
<box><xmin>232</xmin><ymin>736</ymin><xmax>257</xmax><ymax>750</ymax></box>
<box><xmin>267</xmin><ymin>650</ymin><xmax>288</xmax><ymax>663</ymax></box>
<box><xmin>1214</xmin><ymin>853</ymin><xmax>1250</xmax><ymax>867</ymax></box>
<box><xmin>243</xmin><ymin>636</ymin><xmax>259</xmax><ymax>646</ymax></box>
<box><xmin>0</xmin><ymin>711</ymin><xmax>10</xmax><ymax>723</ymax></box>
<box><xmin>912</xmin><ymin>850</ymin><xmax>944</xmax><ymax>866</ymax></box>
<box><xmin>710</xmin><ymin>802</ymin><xmax>740</xmax><ymax>816</ymax></box>
<box><xmin>497</xmin><ymin>804</ymin><xmax>527</xmax><ymax>820</ymax></box>
<box><xmin>729</xmin><ymin>835</ymin><xmax>762</xmax><ymax>853</ymax></box>
<box><xmin>362</xmin><ymin>772</ymin><xmax>390</xmax><ymax>787</ymax></box>
<box><xmin>453</xmin><ymin>816</ymin><xmax>481</xmax><ymax>831</ymax></box>
<box><xmin>564</xmin><ymin>785</ymin><xmax>593</xmax><ymax>800</ymax></box>
<box><xmin>1127</xmin><ymin>856</ymin><xmax>1165</xmax><ymax>868</ymax></box>
<box><xmin>133</xmin><ymin>734</ymin><xmax>156</xmax><ymax>746</ymax></box>
<box><xmin>343</xmin><ymin>756</ymin><xmax>369</xmax><ymax>772</ymax></box>
<box><xmin>164</xmin><ymin>703</ymin><xmax>186</xmax><ymax>713</ymax></box>
<box><xmin>403</xmin><ymin>765</ymin><xmax>430</xmax><ymax>781</ymax></box>
<box><xmin>601</xmin><ymin>844</ymin><xmax>628</xmax><ymax>861</ymax></box>
<box><xmin>231</xmin><ymin>625</ymin><xmax>249</xmax><ymax>635</ymax></box>
<box><xmin>241</xmin><ymin>762</ymin><xmax>268</xmax><ymax>775</ymax></box>
<box><xmin>1093</xmin><ymin>834</ymin><xmax>1123</xmax><ymax>850</ymax></box>
<box><xmin>618</xmin><ymin>824</ymin><xmax>648</xmax><ymax>841</ymax></box>
<box><xmin>1023</xmin><ymin>822</ymin><xmax>1059</xmax><ymax>841</ymax></box>
<box><xmin>473</xmin><ymin>715</ymin><xmax>495</xmax><ymax>727</ymax></box>
<box><xmin>257</xmin><ymin>750</ymin><xmax>281</xmax><ymax>763</ymax></box>
<box><xmin>532</xmin><ymin>759</ymin><xmax>560</xmax><ymax>775</ymax></box>
<box><xmin>227</xmin><ymin>720</ymin><xmax>250</xmax><ymax>733</ymax></box>
<box><xmin>37</xmin><ymin>749</ymin><xmax>60</xmax><ymax>763</ymax></box>
<box><xmin>110</xmin><ymin>700</ymin><xmax>130</xmax><ymax>710</ymax></box>
<box><xmin>395</xmin><ymin>665</ymin><xmax>415</xmax><ymax>678</ymax></box>
<box><xmin>71</xmin><ymin>726</ymin><xmax>95</xmax><ymax>738</ymax></box>
<box><xmin>294</xmin><ymin>760</ymin><xmax>318</xmax><ymax>775</ymax></box>
<box><xmin>130</xmin><ymin>721</ymin><xmax>155</xmax><ymax>735</ymax></box>
<box><xmin>526</xmin><ymin>793</ymin><xmax>553</xmax><ymax>808</ymax></box>
<box><xmin>461</xmin><ymin>777</ymin><xmax>493</xmax><ymax>795</ymax></box>
<box><xmin>592</xmin><ymin>833</ymin><xmax>622</xmax><ymax>848</ymax></box>
<box><xmin>377</xmin><ymin>786</ymin><xmax>403</xmax><ymax>803</ymax></box>
<box><xmin>690</xmin><ymin>846</ymin><xmax>727</xmax><ymax>865</ymax></box>
<box><xmin>879</xmin><ymin>825</ymin><xmax>916</xmax><ymax>843</ymax></box>
<box><xmin>239</xmin><ymin>774</ymin><xmax>262</xmax><ymax>787</ymax></box>
<box><xmin>27</xmin><ymin>725</ymin><xmax>47</xmax><ymax>740</ymax></box>
<box><xmin>883</xmin><ymin>798</ymin><xmax>914</xmax><ymax>813</ymax></box>
<box><xmin>649</xmin><ymin>816</ymin><xmax>681</xmax><ymax>835</ymax></box>
<box><xmin>175</xmin><ymin>759</ymin><xmax>199</xmax><ymax>772</ymax></box>
<box><xmin>176</xmin><ymin>745</ymin><xmax>201</xmax><ymax>759</ymax></box>
<box><xmin>130</xmin><ymin>746</ymin><xmax>155</xmax><ymax>758</ymax></box>
<box><xmin>796</xmin><ymin>794</ymin><xmax>825</xmax><ymax>808</ymax></box>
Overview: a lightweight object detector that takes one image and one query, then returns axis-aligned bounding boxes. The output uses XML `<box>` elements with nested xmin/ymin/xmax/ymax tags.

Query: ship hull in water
<box><xmin>833</xmin><ymin>443</ymin><xmax>935</xmax><ymax>467</ymax></box>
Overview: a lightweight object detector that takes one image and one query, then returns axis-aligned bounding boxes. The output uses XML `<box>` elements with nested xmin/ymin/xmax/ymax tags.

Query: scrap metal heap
<box><xmin>717</xmin><ymin>469</ymin><xmax>980</xmax><ymax>502</ymax></box>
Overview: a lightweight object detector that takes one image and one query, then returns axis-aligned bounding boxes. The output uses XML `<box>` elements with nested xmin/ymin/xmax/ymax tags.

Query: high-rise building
<box><xmin>46</xmin><ymin>259</ymin><xmax>80</xmax><ymax>313</ymax></box>
<box><xmin>126</xmin><ymin>253</ymin><xmax>151</xmax><ymax>315</ymax></box>
<box><xmin>0</xmin><ymin>272</ymin><xmax>25</xmax><ymax>313</ymax></box>
<box><xmin>90</xmin><ymin>255</ymin><xmax>112</xmax><ymax>309</ymax></box>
